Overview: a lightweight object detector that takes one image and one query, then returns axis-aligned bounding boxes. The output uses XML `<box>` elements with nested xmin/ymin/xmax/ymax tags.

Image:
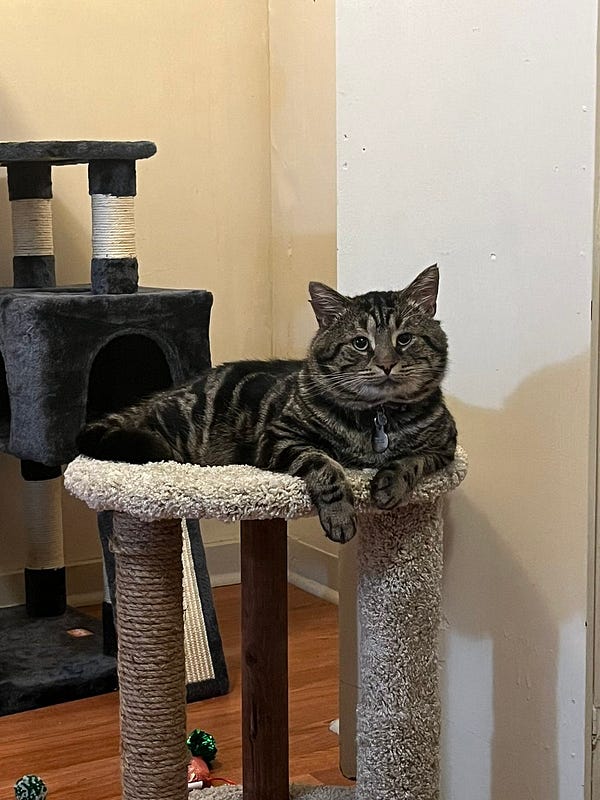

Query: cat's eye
<box><xmin>352</xmin><ymin>336</ymin><xmax>370</xmax><ymax>352</ymax></box>
<box><xmin>396</xmin><ymin>332</ymin><xmax>413</xmax><ymax>347</ymax></box>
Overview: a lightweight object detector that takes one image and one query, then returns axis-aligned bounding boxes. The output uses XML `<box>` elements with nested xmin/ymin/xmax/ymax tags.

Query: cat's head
<box><xmin>305</xmin><ymin>265</ymin><xmax>448</xmax><ymax>409</ymax></box>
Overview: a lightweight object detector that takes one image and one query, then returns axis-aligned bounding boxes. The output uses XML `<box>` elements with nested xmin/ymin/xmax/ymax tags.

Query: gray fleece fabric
<box><xmin>0</xmin><ymin>285</ymin><xmax>212</xmax><ymax>464</ymax></box>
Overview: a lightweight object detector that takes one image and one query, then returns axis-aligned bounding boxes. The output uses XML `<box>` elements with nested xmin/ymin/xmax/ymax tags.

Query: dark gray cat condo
<box><xmin>0</xmin><ymin>141</ymin><xmax>227</xmax><ymax>715</ymax></box>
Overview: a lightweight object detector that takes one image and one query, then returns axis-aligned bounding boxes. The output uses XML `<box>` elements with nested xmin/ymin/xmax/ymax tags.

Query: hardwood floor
<box><xmin>0</xmin><ymin>585</ymin><xmax>353</xmax><ymax>798</ymax></box>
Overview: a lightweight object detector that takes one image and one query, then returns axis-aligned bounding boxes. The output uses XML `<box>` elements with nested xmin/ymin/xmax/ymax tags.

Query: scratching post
<box><xmin>89</xmin><ymin>159</ymin><xmax>138</xmax><ymax>294</ymax></box>
<box><xmin>112</xmin><ymin>514</ymin><xmax>188</xmax><ymax>800</ymax></box>
<box><xmin>357</xmin><ymin>501</ymin><xmax>444</xmax><ymax>800</ymax></box>
<box><xmin>64</xmin><ymin>447</ymin><xmax>467</xmax><ymax>800</ymax></box>
<box><xmin>7</xmin><ymin>160</ymin><xmax>55</xmax><ymax>288</ymax></box>
<box><xmin>21</xmin><ymin>461</ymin><xmax>66</xmax><ymax>617</ymax></box>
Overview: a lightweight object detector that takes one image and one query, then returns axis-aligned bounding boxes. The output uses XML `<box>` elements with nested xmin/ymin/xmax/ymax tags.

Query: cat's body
<box><xmin>77</xmin><ymin>266</ymin><xmax>457</xmax><ymax>543</ymax></box>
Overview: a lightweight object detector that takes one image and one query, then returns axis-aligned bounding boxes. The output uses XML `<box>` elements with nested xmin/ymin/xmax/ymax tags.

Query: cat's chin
<box><xmin>351</xmin><ymin>381</ymin><xmax>438</xmax><ymax>408</ymax></box>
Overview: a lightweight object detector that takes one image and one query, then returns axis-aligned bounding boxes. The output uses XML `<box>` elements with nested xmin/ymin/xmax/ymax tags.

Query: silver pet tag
<box><xmin>372</xmin><ymin>408</ymin><xmax>389</xmax><ymax>453</ymax></box>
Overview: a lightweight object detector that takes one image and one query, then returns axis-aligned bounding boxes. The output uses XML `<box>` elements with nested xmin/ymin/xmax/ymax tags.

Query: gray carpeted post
<box><xmin>357</xmin><ymin>500</ymin><xmax>444</xmax><ymax>800</ymax></box>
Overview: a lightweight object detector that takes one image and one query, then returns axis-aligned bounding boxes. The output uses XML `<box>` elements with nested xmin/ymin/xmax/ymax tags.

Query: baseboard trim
<box><xmin>1</xmin><ymin>527</ymin><xmax>341</xmax><ymax>607</ymax></box>
<box><xmin>0</xmin><ymin>559</ymin><xmax>104</xmax><ymax>609</ymax></box>
<box><xmin>204</xmin><ymin>540</ymin><xmax>241</xmax><ymax>586</ymax></box>
<box><xmin>288</xmin><ymin>535</ymin><xmax>339</xmax><ymax>605</ymax></box>
<box><xmin>288</xmin><ymin>570</ymin><xmax>339</xmax><ymax>605</ymax></box>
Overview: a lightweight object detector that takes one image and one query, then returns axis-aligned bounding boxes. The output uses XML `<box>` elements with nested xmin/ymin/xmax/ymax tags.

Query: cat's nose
<box><xmin>375</xmin><ymin>362</ymin><xmax>397</xmax><ymax>375</ymax></box>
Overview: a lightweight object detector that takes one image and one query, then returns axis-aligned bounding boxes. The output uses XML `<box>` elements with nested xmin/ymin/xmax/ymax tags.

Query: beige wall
<box><xmin>269</xmin><ymin>0</ymin><xmax>338</xmax><ymax>562</ymax></box>
<box><xmin>0</xmin><ymin>0</ymin><xmax>272</xmax><ymax>599</ymax></box>
<box><xmin>0</xmin><ymin>0</ymin><xmax>337</xmax><ymax>603</ymax></box>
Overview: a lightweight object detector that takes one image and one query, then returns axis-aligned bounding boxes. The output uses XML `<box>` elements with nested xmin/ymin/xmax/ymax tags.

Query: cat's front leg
<box><xmin>370</xmin><ymin>452</ymin><xmax>452</xmax><ymax>510</ymax></box>
<box><xmin>265</xmin><ymin>439</ymin><xmax>356</xmax><ymax>543</ymax></box>
<box><xmin>299</xmin><ymin>456</ymin><xmax>357</xmax><ymax>544</ymax></box>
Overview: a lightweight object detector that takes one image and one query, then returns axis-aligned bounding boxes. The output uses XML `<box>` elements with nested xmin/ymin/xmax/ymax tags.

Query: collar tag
<box><xmin>372</xmin><ymin>407</ymin><xmax>389</xmax><ymax>453</ymax></box>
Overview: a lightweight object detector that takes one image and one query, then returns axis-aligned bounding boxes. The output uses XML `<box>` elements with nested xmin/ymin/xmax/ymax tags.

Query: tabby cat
<box><xmin>77</xmin><ymin>265</ymin><xmax>456</xmax><ymax>543</ymax></box>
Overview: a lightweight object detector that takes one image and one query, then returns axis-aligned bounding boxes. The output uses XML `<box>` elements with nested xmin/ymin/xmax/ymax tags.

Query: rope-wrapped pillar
<box><xmin>21</xmin><ymin>460</ymin><xmax>66</xmax><ymax>617</ymax></box>
<box><xmin>356</xmin><ymin>499</ymin><xmax>444</xmax><ymax>800</ymax></box>
<box><xmin>7</xmin><ymin>161</ymin><xmax>55</xmax><ymax>288</ymax></box>
<box><xmin>88</xmin><ymin>159</ymin><xmax>138</xmax><ymax>294</ymax></box>
<box><xmin>112</xmin><ymin>513</ymin><xmax>188</xmax><ymax>800</ymax></box>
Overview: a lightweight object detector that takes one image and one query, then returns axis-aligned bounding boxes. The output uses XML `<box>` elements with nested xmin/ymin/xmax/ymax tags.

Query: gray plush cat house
<box><xmin>0</xmin><ymin>141</ymin><xmax>212</xmax><ymax>465</ymax></box>
<box><xmin>0</xmin><ymin>141</ymin><xmax>227</xmax><ymax>715</ymax></box>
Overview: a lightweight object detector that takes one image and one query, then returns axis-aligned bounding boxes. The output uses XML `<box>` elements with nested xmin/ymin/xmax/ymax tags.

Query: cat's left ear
<box><xmin>308</xmin><ymin>282</ymin><xmax>350</xmax><ymax>327</ymax></box>
<box><xmin>402</xmin><ymin>264</ymin><xmax>439</xmax><ymax>317</ymax></box>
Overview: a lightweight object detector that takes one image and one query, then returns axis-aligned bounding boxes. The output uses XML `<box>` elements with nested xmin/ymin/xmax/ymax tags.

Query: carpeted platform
<box><xmin>190</xmin><ymin>786</ymin><xmax>354</xmax><ymax>799</ymax></box>
<box><xmin>0</xmin><ymin>604</ymin><xmax>117</xmax><ymax>715</ymax></box>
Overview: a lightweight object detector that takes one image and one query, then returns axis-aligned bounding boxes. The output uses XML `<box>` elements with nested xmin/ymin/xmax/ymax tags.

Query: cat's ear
<box><xmin>402</xmin><ymin>264</ymin><xmax>439</xmax><ymax>317</ymax></box>
<box><xmin>308</xmin><ymin>282</ymin><xmax>350</xmax><ymax>327</ymax></box>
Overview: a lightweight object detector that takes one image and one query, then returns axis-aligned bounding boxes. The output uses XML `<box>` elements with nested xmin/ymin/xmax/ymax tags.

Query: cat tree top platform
<box><xmin>0</xmin><ymin>140</ymin><xmax>156</xmax><ymax>165</ymax></box>
<box><xmin>64</xmin><ymin>445</ymin><xmax>467</xmax><ymax>521</ymax></box>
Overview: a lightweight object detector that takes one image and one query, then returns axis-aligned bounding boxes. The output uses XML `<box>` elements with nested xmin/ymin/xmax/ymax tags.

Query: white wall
<box><xmin>337</xmin><ymin>2</ymin><xmax>597</xmax><ymax>798</ymax></box>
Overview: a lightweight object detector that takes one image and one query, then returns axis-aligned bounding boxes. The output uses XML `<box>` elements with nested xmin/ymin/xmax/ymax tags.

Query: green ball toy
<box><xmin>186</xmin><ymin>729</ymin><xmax>218</xmax><ymax>763</ymax></box>
<box><xmin>14</xmin><ymin>776</ymin><xmax>47</xmax><ymax>800</ymax></box>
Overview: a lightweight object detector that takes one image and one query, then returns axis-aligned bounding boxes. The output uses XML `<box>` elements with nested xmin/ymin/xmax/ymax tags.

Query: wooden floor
<box><xmin>0</xmin><ymin>585</ymin><xmax>353</xmax><ymax>799</ymax></box>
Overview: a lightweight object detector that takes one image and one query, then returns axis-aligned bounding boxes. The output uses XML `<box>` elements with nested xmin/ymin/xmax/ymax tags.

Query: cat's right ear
<box><xmin>308</xmin><ymin>282</ymin><xmax>350</xmax><ymax>327</ymax></box>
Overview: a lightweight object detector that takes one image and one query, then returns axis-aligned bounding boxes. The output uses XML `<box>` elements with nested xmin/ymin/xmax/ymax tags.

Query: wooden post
<box><xmin>240</xmin><ymin>518</ymin><xmax>289</xmax><ymax>800</ymax></box>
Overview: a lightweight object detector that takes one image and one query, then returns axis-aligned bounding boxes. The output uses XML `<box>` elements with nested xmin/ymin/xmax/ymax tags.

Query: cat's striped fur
<box><xmin>77</xmin><ymin>265</ymin><xmax>456</xmax><ymax>543</ymax></box>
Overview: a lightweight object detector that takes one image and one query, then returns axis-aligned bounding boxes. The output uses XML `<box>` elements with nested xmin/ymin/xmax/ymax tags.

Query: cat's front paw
<box><xmin>370</xmin><ymin>467</ymin><xmax>410</xmax><ymax>510</ymax></box>
<box><xmin>76</xmin><ymin>420</ymin><xmax>112</xmax><ymax>457</ymax></box>
<box><xmin>318</xmin><ymin>500</ymin><xmax>357</xmax><ymax>544</ymax></box>
<box><xmin>77</xmin><ymin>422</ymin><xmax>172</xmax><ymax>463</ymax></box>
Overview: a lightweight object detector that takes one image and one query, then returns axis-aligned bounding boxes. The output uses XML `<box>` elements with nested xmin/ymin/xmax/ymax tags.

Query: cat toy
<box><xmin>186</xmin><ymin>729</ymin><xmax>235</xmax><ymax>791</ymax></box>
<box><xmin>14</xmin><ymin>775</ymin><xmax>47</xmax><ymax>800</ymax></box>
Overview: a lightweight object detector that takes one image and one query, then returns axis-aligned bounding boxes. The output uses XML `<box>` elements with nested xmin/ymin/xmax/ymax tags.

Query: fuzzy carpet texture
<box><xmin>191</xmin><ymin>786</ymin><xmax>353</xmax><ymax>799</ymax></box>
<box><xmin>63</xmin><ymin>445</ymin><xmax>466</xmax><ymax>521</ymax></box>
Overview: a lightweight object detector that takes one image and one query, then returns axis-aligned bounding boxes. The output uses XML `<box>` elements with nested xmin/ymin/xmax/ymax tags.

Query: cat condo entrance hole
<box><xmin>86</xmin><ymin>333</ymin><xmax>173</xmax><ymax>421</ymax></box>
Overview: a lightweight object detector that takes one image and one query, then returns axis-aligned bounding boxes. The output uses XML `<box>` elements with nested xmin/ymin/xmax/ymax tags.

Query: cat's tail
<box><xmin>76</xmin><ymin>419</ymin><xmax>174</xmax><ymax>464</ymax></box>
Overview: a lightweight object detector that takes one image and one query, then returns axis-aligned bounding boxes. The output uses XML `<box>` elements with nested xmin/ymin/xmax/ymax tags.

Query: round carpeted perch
<box><xmin>64</xmin><ymin>447</ymin><xmax>467</xmax><ymax>800</ymax></box>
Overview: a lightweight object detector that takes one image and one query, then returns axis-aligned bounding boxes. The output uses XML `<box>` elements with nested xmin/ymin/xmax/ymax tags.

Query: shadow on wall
<box><xmin>441</xmin><ymin>352</ymin><xmax>590</xmax><ymax>800</ymax></box>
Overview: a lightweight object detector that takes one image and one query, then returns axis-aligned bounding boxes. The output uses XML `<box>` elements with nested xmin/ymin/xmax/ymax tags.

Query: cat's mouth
<box><xmin>361</xmin><ymin>374</ymin><xmax>426</xmax><ymax>403</ymax></box>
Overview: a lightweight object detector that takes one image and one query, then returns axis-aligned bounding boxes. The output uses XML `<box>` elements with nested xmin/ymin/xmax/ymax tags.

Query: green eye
<box><xmin>352</xmin><ymin>336</ymin><xmax>370</xmax><ymax>352</ymax></box>
<box><xmin>396</xmin><ymin>332</ymin><xmax>413</xmax><ymax>347</ymax></box>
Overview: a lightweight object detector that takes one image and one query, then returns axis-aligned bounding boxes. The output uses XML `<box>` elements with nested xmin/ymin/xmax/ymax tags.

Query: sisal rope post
<box><xmin>356</xmin><ymin>499</ymin><xmax>444</xmax><ymax>800</ymax></box>
<box><xmin>112</xmin><ymin>513</ymin><xmax>188</xmax><ymax>800</ymax></box>
<box><xmin>7</xmin><ymin>162</ymin><xmax>56</xmax><ymax>288</ymax></box>
<box><xmin>21</xmin><ymin>460</ymin><xmax>66</xmax><ymax>617</ymax></box>
<box><xmin>88</xmin><ymin>159</ymin><xmax>139</xmax><ymax>294</ymax></box>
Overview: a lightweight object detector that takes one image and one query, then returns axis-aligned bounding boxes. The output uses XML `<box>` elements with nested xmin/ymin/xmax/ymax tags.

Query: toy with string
<box><xmin>186</xmin><ymin>729</ymin><xmax>235</xmax><ymax>790</ymax></box>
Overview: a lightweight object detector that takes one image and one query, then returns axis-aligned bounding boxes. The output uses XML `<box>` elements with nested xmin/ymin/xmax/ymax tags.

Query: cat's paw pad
<box><xmin>318</xmin><ymin>501</ymin><xmax>357</xmax><ymax>544</ymax></box>
<box><xmin>370</xmin><ymin>468</ymin><xmax>410</xmax><ymax>510</ymax></box>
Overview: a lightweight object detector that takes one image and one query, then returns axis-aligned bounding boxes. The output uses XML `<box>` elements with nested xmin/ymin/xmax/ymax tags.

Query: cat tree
<box><xmin>0</xmin><ymin>141</ymin><xmax>226</xmax><ymax>714</ymax></box>
<box><xmin>64</xmin><ymin>447</ymin><xmax>467</xmax><ymax>800</ymax></box>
